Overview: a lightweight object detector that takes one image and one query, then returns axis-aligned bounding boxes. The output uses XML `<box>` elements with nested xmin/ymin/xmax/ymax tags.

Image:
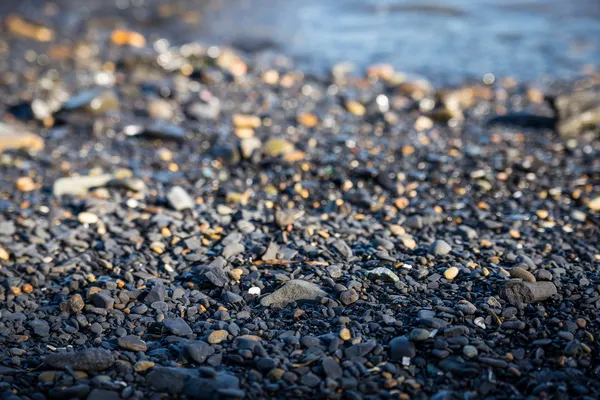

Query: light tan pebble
<box><xmin>78</xmin><ymin>212</ymin><xmax>99</xmax><ymax>224</ymax></box>
<box><xmin>443</xmin><ymin>266</ymin><xmax>459</xmax><ymax>280</ymax></box>
<box><xmin>207</xmin><ymin>329</ymin><xmax>228</xmax><ymax>344</ymax></box>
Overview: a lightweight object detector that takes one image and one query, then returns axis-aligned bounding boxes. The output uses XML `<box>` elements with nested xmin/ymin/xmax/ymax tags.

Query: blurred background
<box><xmin>1</xmin><ymin>0</ymin><xmax>600</xmax><ymax>83</ymax></box>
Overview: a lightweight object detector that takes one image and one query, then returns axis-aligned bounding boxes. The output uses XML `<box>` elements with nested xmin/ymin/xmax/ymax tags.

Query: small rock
<box><xmin>60</xmin><ymin>294</ymin><xmax>85</xmax><ymax>314</ymax></box>
<box><xmin>0</xmin><ymin>122</ymin><xmax>44</xmax><ymax>152</ymax></box>
<box><xmin>263</xmin><ymin>138</ymin><xmax>294</xmax><ymax>157</ymax></box>
<box><xmin>145</xmin><ymin>282</ymin><xmax>166</xmax><ymax>303</ymax></box>
<box><xmin>185</xmin><ymin>341</ymin><xmax>215</xmax><ymax>364</ymax></box>
<box><xmin>463</xmin><ymin>345</ymin><xmax>478</xmax><ymax>358</ymax></box>
<box><xmin>501</xmin><ymin>280</ymin><xmax>557</xmax><ymax>306</ymax></box>
<box><xmin>92</xmin><ymin>292</ymin><xmax>114</xmax><ymax>309</ymax></box>
<box><xmin>118</xmin><ymin>335</ymin><xmax>147</xmax><ymax>352</ymax></box>
<box><xmin>510</xmin><ymin>267</ymin><xmax>536</xmax><ymax>282</ymax></box>
<box><xmin>429</xmin><ymin>240</ymin><xmax>452</xmax><ymax>256</ymax></box>
<box><xmin>260</xmin><ymin>280</ymin><xmax>327</xmax><ymax>308</ymax></box>
<box><xmin>207</xmin><ymin>330</ymin><xmax>228</xmax><ymax>344</ymax></box>
<box><xmin>78</xmin><ymin>212</ymin><xmax>99</xmax><ymax>224</ymax></box>
<box><xmin>339</xmin><ymin>289</ymin><xmax>359</xmax><ymax>306</ymax></box>
<box><xmin>367</xmin><ymin>267</ymin><xmax>399</xmax><ymax>283</ymax></box>
<box><xmin>163</xmin><ymin>318</ymin><xmax>193</xmax><ymax>336</ymax></box>
<box><xmin>45</xmin><ymin>348</ymin><xmax>114</xmax><ymax>372</ymax></box>
<box><xmin>134</xmin><ymin>361</ymin><xmax>155</xmax><ymax>372</ymax></box>
<box><xmin>389</xmin><ymin>336</ymin><xmax>416</xmax><ymax>360</ymax></box>
<box><xmin>53</xmin><ymin>174</ymin><xmax>113</xmax><ymax>197</ymax></box>
<box><xmin>167</xmin><ymin>186</ymin><xmax>194</xmax><ymax>211</ymax></box>
<box><xmin>148</xmin><ymin>98</ymin><xmax>174</xmax><ymax>120</ymax></box>
<box><xmin>443</xmin><ymin>267</ymin><xmax>459</xmax><ymax>280</ymax></box>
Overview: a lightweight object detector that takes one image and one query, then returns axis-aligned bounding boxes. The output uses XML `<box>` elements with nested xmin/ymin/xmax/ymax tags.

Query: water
<box><xmin>3</xmin><ymin>0</ymin><xmax>600</xmax><ymax>83</ymax></box>
<box><xmin>195</xmin><ymin>0</ymin><xmax>600</xmax><ymax>82</ymax></box>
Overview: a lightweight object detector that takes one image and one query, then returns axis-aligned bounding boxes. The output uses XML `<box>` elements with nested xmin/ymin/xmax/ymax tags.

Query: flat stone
<box><xmin>260</xmin><ymin>280</ymin><xmax>327</xmax><ymax>308</ymax></box>
<box><xmin>53</xmin><ymin>174</ymin><xmax>113</xmax><ymax>197</ymax></box>
<box><xmin>0</xmin><ymin>122</ymin><xmax>44</xmax><ymax>152</ymax></box>
<box><xmin>510</xmin><ymin>267</ymin><xmax>536</xmax><ymax>282</ymax></box>
<box><xmin>367</xmin><ymin>267</ymin><xmax>399</xmax><ymax>283</ymax></box>
<box><xmin>145</xmin><ymin>282</ymin><xmax>166</xmax><ymax>303</ymax></box>
<box><xmin>501</xmin><ymin>280</ymin><xmax>557</xmax><ymax>306</ymax></box>
<box><xmin>45</xmin><ymin>348</ymin><xmax>114</xmax><ymax>372</ymax></box>
<box><xmin>207</xmin><ymin>330</ymin><xmax>228</xmax><ymax>344</ymax></box>
<box><xmin>163</xmin><ymin>318</ymin><xmax>193</xmax><ymax>336</ymax></box>
<box><xmin>118</xmin><ymin>335</ymin><xmax>147</xmax><ymax>352</ymax></box>
<box><xmin>167</xmin><ymin>186</ymin><xmax>194</xmax><ymax>211</ymax></box>
<box><xmin>185</xmin><ymin>341</ymin><xmax>215</xmax><ymax>364</ymax></box>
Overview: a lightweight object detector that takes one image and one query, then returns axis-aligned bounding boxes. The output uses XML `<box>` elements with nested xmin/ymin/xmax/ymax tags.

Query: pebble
<box><xmin>77</xmin><ymin>212</ymin><xmax>99</xmax><ymax>224</ymax></box>
<box><xmin>510</xmin><ymin>266</ymin><xmax>536</xmax><ymax>282</ymax></box>
<box><xmin>45</xmin><ymin>349</ymin><xmax>114</xmax><ymax>372</ymax></box>
<box><xmin>260</xmin><ymin>280</ymin><xmax>327</xmax><ymax>308</ymax></box>
<box><xmin>60</xmin><ymin>294</ymin><xmax>85</xmax><ymax>314</ymax></box>
<box><xmin>0</xmin><ymin>122</ymin><xmax>44</xmax><ymax>152</ymax></box>
<box><xmin>367</xmin><ymin>267</ymin><xmax>399</xmax><ymax>282</ymax></box>
<box><xmin>167</xmin><ymin>186</ymin><xmax>195</xmax><ymax>211</ymax></box>
<box><xmin>443</xmin><ymin>267</ymin><xmax>459</xmax><ymax>280</ymax></box>
<box><xmin>339</xmin><ymin>289</ymin><xmax>359</xmax><ymax>305</ymax></box>
<box><xmin>429</xmin><ymin>240</ymin><xmax>452</xmax><ymax>256</ymax></box>
<box><xmin>53</xmin><ymin>174</ymin><xmax>113</xmax><ymax>197</ymax></box>
<box><xmin>207</xmin><ymin>330</ymin><xmax>228</xmax><ymax>344</ymax></box>
<box><xmin>118</xmin><ymin>335</ymin><xmax>147</xmax><ymax>352</ymax></box>
<box><xmin>463</xmin><ymin>345</ymin><xmax>478</xmax><ymax>358</ymax></box>
<box><xmin>163</xmin><ymin>318</ymin><xmax>193</xmax><ymax>337</ymax></box>
<box><xmin>389</xmin><ymin>336</ymin><xmax>416</xmax><ymax>360</ymax></box>
<box><xmin>501</xmin><ymin>281</ymin><xmax>558</xmax><ymax>305</ymax></box>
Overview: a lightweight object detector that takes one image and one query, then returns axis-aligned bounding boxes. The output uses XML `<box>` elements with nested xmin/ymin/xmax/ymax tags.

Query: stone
<box><xmin>148</xmin><ymin>98</ymin><xmax>174</xmax><ymax>120</ymax></box>
<box><xmin>207</xmin><ymin>330</ymin><xmax>228</xmax><ymax>344</ymax></box>
<box><xmin>167</xmin><ymin>186</ymin><xmax>194</xmax><ymax>211</ymax></box>
<box><xmin>408</xmin><ymin>328</ymin><xmax>430</xmax><ymax>342</ymax></box>
<box><xmin>186</xmin><ymin>98</ymin><xmax>221</xmax><ymax>120</ymax></box>
<box><xmin>30</xmin><ymin>320</ymin><xmax>50</xmax><ymax>337</ymax></box>
<box><xmin>145</xmin><ymin>282</ymin><xmax>166</xmax><ymax>303</ymax></box>
<box><xmin>240</xmin><ymin>137</ymin><xmax>262</xmax><ymax>159</ymax></box>
<box><xmin>60</xmin><ymin>294</ymin><xmax>85</xmax><ymax>314</ymax></box>
<box><xmin>134</xmin><ymin>361</ymin><xmax>155</xmax><ymax>372</ymax></box>
<box><xmin>45</xmin><ymin>348</ymin><xmax>114</xmax><ymax>372</ymax></box>
<box><xmin>78</xmin><ymin>212</ymin><xmax>99</xmax><ymax>224</ymax></box>
<box><xmin>367</xmin><ymin>267</ymin><xmax>399</xmax><ymax>283</ymax></box>
<box><xmin>263</xmin><ymin>138</ymin><xmax>295</xmax><ymax>157</ymax></box>
<box><xmin>389</xmin><ymin>336</ymin><xmax>416</xmax><ymax>360</ymax></box>
<box><xmin>118</xmin><ymin>335</ymin><xmax>147</xmax><ymax>352</ymax></box>
<box><xmin>0</xmin><ymin>122</ymin><xmax>44</xmax><ymax>152</ymax></box>
<box><xmin>443</xmin><ymin>267</ymin><xmax>459</xmax><ymax>280</ymax></box>
<box><xmin>163</xmin><ymin>318</ymin><xmax>193</xmax><ymax>336</ymax></box>
<box><xmin>322</xmin><ymin>357</ymin><xmax>343</xmax><ymax>380</ymax></box>
<box><xmin>260</xmin><ymin>280</ymin><xmax>327</xmax><ymax>308</ymax></box>
<box><xmin>87</xmin><ymin>389</ymin><xmax>120</xmax><ymax>400</ymax></box>
<box><xmin>185</xmin><ymin>341</ymin><xmax>215</xmax><ymax>364</ymax></box>
<box><xmin>92</xmin><ymin>292</ymin><xmax>114</xmax><ymax>309</ymax></box>
<box><xmin>463</xmin><ymin>345</ymin><xmax>478</xmax><ymax>358</ymax></box>
<box><xmin>53</xmin><ymin>174</ymin><xmax>113</xmax><ymax>197</ymax></box>
<box><xmin>429</xmin><ymin>240</ymin><xmax>452</xmax><ymax>256</ymax></box>
<box><xmin>510</xmin><ymin>267</ymin><xmax>536</xmax><ymax>282</ymax></box>
<box><xmin>501</xmin><ymin>281</ymin><xmax>557</xmax><ymax>306</ymax></box>
<box><xmin>339</xmin><ymin>289</ymin><xmax>359</xmax><ymax>305</ymax></box>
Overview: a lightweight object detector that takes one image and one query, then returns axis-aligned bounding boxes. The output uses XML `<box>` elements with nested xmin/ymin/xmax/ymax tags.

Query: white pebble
<box><xmin>249</xmin><ymin>286</ymin><xmax>261</xmax><ymax>295</ymax></box>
